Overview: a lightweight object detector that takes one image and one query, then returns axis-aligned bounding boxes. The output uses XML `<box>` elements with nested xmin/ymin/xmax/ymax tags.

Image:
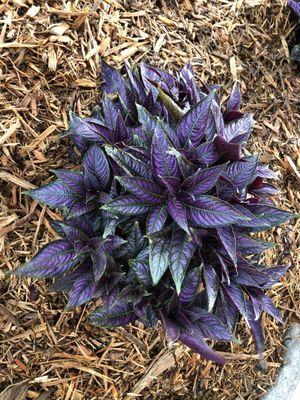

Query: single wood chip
<box><xmin>0</xmin><ymin>202</ymin><xmax>38</xmax><ymax>238</ymax></box>
<box><xmin>285</xmin><ymin>156</ymin><xmax>300</xmax><ymax>181</ymax></box>
<box><xmin>126</xmin><ymin>348</ymin><xmax>183</xmax><ymax>397</ymax></box>
<box><xmin>51</xmin><ymin>362</ymin><xmax>113</xmax><ymax>382</ymax></box>
<box><xmin>0</xmin><ymin>119</ymin><xmax>20</xmax><ymax>146</ymax></box>
<box><xmin>1</xmin><ymin>323</ymin><xmax>47</xmax><ymax>343</ymax></box>
<box><xmin>0</xmin><ymin>304</ymin><xmax>21</xmax><ymax>327</ymax></box>
<box><xmin>34</xmin><ymin>389</ymin><xmax>55</xmax><ymax>400</ymax></box>
<box><xmin>0</xmin><ymin>381</ymin><xmax>29</xmax><ymax>400</ymax></box>
<box><xmin>26</xmin><ymin>5</ymin><xmax>40</xmax><ymax>18</ymax></box>
<box><xmin>244</xmin><ymin>0</ymin><xmax>264</xmax><ymax>6</ymax></box>
<box><xmin>0</xmin><ymin>214</ymin><xmax>17</xmax><ymax>229</ymax></box>
<box><xmin>0</xmin><ymin>171</ymin><xmax>36</xmax><ymax>190</ymax></box>
<box><xmin>0</xmin><ymin>43</ymin><xmax>40</xmax><ymax>48</ymax></box>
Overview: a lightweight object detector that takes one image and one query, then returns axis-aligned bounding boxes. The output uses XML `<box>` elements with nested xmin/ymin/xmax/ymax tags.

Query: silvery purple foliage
<box><xmin>287</xmin><ymin>0</ymin><xmax>300</xmax><ymax>62</ymax></box>
<box><xmin>288</xmin><ymin>0</ymin><xmax>300</xmax><ymax>15</ymax></box>
<box><xmin>14</xmin><ymin>61</ymin><xmax>297</xmax><ymax>365</ymax></box>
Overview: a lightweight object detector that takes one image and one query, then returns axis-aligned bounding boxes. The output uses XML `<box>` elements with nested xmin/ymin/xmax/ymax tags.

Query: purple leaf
<box><xmin>194</xmin><ymin>141</ymin><xmax>220</xmax><ymax>165</ymax></box>
<box><xmin>102</xmin><ymin>94</ymin><xmax>119</xmax><ymax>131</ymax></box>
<box><xmin>211</xmin><ymin>98</ymin><xmax>225</xmax><ymax>138</ymax></box>
<box><xmin>167</xmin><ymin>198</ymin><xmax>189</xmax><ymax>233</ymax></box>
<box><xmin>250</xmin><ymin>182</ymin><xmax>278</xmax><ymax>198</ymax></box>
<box><xmin>169</xmin><ymin>228</ymin><xmax>196</xmax><ymax>294</ymax></box>
<box><xmin>222</xmin><ymin>283</ymin><xmax>247</xmax><ymax>317</ymax></box>
<box><xmin>28</xmin><ymin>181</ymin><xmax>76</xmax><ymax>209</ymax></box>
<box><xmin>59</xmin><ymin>222</ymin><xmax>89</xmax><ymax>243</ymax></box>
<box><xmin>179</xmin><ymin>330</ymin><xmax>226</xmax><ymax>364</ymax></box>
<box><xmin>124</xmin><ymin>221</ymin><xmax>146</xmax><ymax>258</ymax></box>
<box><xmin>134</xmin><ymin>302</ymin><xmax>158</xmax><ymax>327</ymax></box>
<box><xmin>102</xmin><ymin>287</ymin><xmax>118</xmax><ymax>310</ymax></box>
<box><xmin>50</xmin><ymin>262</ymin><xmax>91</xmax><ymax>292</ymax></box>
<box><xmin>118</xmin><ymin>85</ymin><xmax>137</xmax><ymax>119</ymax></box>
<box><xmin>245</xmin><ymin>204</ymin><xmax>298</xmax><ymax>228</ymax></box>
<box><xmin>64</xmin><ymin>112</ymin><xmax>106</xmax><ymax>144</ymax></box>
<box><xmin>179</xmin><ymin>63</ymin><xmax>200</xmax><ymax>104</ymax></box>
<box><xmin>142</xmin><ymin>91</ymin><xmax>161</xmax><ymax>115</ymax></box>
<box><xmin>255</xmin><ymin>164</ymin><xmax>278</xmax><ymax>180</ymax></box>
<box><xmin>100</xmin><ymin>59</ymin><xmax>127</xmax><ymax>101</ymax></box>
<box><xmin>203</xmin><ymin>264</ymin><xmax>219</xmax><ymax>312</ymax></box>
<box><xmin>15</xmin><ymin>240</ymin><xmax>77</xmax><ymax>278</ymax></box>
<box><xmin>217</xmin><ymin>226</ymin><xmax>237</xmax><ymax>267</ymax></box>
<box><xmin>214</xmin><ymin>136</ymin><xmax>242</xmax><ymax>161</ymax></box>
<box><xmin>137</xmin><ymin>105</ymin><xmax>180</xmax><ymax>146</ymax></box>
<box><xmin>223</xmin><ymin>156</ymin><xmax>258</xmax><ymax>189</ymax></box>
<box><xmin>171</xmin><ymin>148</ymin><xmax>195</xmax><ymax>178</ymax></box>
<box><xmin>136</xmin><ymin>104</ymin><xmax>159</xmax><ymax>135</ymax></box>
<box><xmin>65</xmin><ymin>112</ymin><xmax>89</xmax><ymax>151</ymax></box>
<box><xmin>53</xmin><ymin>170</ymin><xmax>85</xmax><ymax>195</ymax></box>
<box><xmin>90</xmin><ymin>302</ymin><xmax>135</xmax><ymax>327</ymax></box>
<box><xmin>91</xmin><ymin>248</ymin><xmax>107</xmax><ymax>281</ymax></box>
<box><xmin>159</xmin><ymin>176</ymin><xmax>181</xmax><ymax>194</ymax></box>
<box><xmin>204</xmin><ymin>109</ymin><xmax>217</xmax><ymax>141</ymax></box>
<box><xmin>179</xmin><ymin>268</ymin><xmax>201</xmax><ymax>305</ymax></box>
<box><xmin>223</xmin><ymin>114</ymin><xmax>253</xmax><ymax>142</ymax></box>
<box><xmin>226</xmin><ymin>81</ymin><xmax>241</xmax><ymax>113</ymax></box>
<box><xmin>288</xmin><ymin>0</ymin><xmax>300</xmax><ymax>16</ymax></box>
<box><xmin>146</xmin><ymin>204</ymin><xmax>168</xmax><ymax>234</ymax></box>
<box><xmin>74</xmin><ymin>119</ymin><xmax>112</xmax><ymax>144</ymax></box>
<box><xmin>67</xmin><ymin>273</ymin><xmax>96</xmax><ymax>308</ymax></box>
<box><xmin>103</xmin><ymin>196</ymin><xmax>153</xmax><ymax>215</ymax></box>
<box><xmin>115</xmin><ymin>113</ymin><xmax>130</xmax><ymax>143</ymax></box>
<box><xmin>151</xmin><ymin>125</ymin><xmax>180</xmax><ymax>184</ymax></box>
<box><xmin>185</xmin><ymin>195</ymin><xmax>248</xmax><ymax>228</ymax></box>
<box><xmin>195</xmin><ymin>309</ymin><xmax>234</xmax><ymax>341</ymax></box>
<box><xmin>161</xmin><ymin>314</ymin><xmax>181</xmax><ymax>342</ymax></box>
<box><xmin>176</xmin><ymin>91</ymin><xmax>214</xmax><ymax>147</ymax></box>
<box><xmin>105</xmin><ymin>146</ymin><xmax>152</xmax><ymax>180</ymax></box>
<box><xmin>66</xmin><ymin>217</ymin><xmax>94</xmax><ymax>238</ymax></box>
<box><xmin>130</xmin><ymin>258</ymin><xmax>152</xmax><ymax>289</ymax></box>
<box><xmin>83</xmin><ymin>145</ymin><xmax>110</xmax><ymax>191</ymax></box>
<box><xmin>149</xmin><ymin>238</ymin><xmax>170</xmax><ymax>285</ymax></box>
<box><xmin>215</xmin><ymin>293</ymin><xmax>238</xmax><ymax>331</ymax></box>
<box><xmin>230</xmin><ymin>131</ymin><xmax>250</xmax><ymax>144</ymax></box>
<box><xmin>236</xmin><ymin>233</ymin><xmax>275</xmax><ymax>255</ymax></box>
<box><xmin>125</xmin><ymin>63</ymin><xmax>147</xmax><ymax>102</ymax></box>
<box><xmin>117</xmin><ymin>176</ymin><xmax>164</xmax><ymax>204</ymax></box>
<box><xmin>182</xmin><ymin>164</ymin><xmax>225</xmax><ymax>196</ymax></box>
<box><xmin>234</xmin><ymin>267</ymin><xmax>268</xmax><ymax>287</ymax></box>
<box><xmin>69</xmin><ymin>198</ymin><xmax>97</xmax><ymax>217</ymax></box>
<box><xmin>232</xmin><ymin>205</ymin><xmax>271</xmax><ymax>229</ymax></box>
<box><xmin>69</xmin><ymin>133</ymin><xmax>88</xmax><ymax>152</ymax></box>
<box><xmin>140</xmin><ymin>63</ymin><xmax>177</xmax><ymax>97</ymax></box>
<box><xmin>261</xmin><ymin>295</ymin><xmax>283</xmax><ymax>323</ymax></box>
<box><xmin>261</xmin><ymin>265</ymin><xmax>289</xmax><ymax>288</ymax></box>
<box><xmin>102</xmin><ymin>236</ymin><xmax>126</xmax><ymax>252</ymax></box>
<box><xmin>247</xmin><ymin>289</ymin><xmax>262</xmax><ymax>320</ymax></box>
<box><xmin>215</xmin><ymin>177</ymin><xmax>237</xmax><ymax>202</ymax></box>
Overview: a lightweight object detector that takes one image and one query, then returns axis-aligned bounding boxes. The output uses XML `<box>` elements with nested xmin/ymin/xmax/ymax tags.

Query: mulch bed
<box><xmin>0</xmin><ymin>1</ymin><xmax>299</xmax><ymax>399</ymax></box>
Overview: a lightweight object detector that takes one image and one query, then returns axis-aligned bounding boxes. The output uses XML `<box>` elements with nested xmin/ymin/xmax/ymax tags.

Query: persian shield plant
<box><xmin>12</xmin><ymin>60</ymin><xmax>297</xmax><ymax>365</ymax></box>
<box><xmin>288</xmin><ymin>0</ymin><xmax>300</xmax><ymax>61</ymax></box>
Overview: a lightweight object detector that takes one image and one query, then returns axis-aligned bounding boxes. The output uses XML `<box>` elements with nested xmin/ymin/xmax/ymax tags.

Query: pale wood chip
<box><xmin>126</xmin><ymin>348</ymin><xmax>183</xmax><ymax>397</ymax></box>
<box><xmin>0</xmin><ymin>171</ymin><xmax>36</xmax><ymax>190</ymax></box>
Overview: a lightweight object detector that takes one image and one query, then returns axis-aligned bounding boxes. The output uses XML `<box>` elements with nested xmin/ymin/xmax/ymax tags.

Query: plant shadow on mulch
<box><xmin>0</xmin><ymin>1</ymin><xmax>299</xmax><ymax>399</ymax></box>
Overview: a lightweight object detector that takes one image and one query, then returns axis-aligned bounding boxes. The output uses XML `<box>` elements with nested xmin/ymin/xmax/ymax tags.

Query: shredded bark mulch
<box><xmin>0</xmin><ymin>1</ymin><xmax>299</xmax><ymax>399</ymax></box>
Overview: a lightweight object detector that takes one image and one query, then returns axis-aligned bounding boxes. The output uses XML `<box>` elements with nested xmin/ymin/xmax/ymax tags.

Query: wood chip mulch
<box><xmin>0</xmin><ymin>1</ymin><xmax>299</xmax><ymax>399</ymax></box>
